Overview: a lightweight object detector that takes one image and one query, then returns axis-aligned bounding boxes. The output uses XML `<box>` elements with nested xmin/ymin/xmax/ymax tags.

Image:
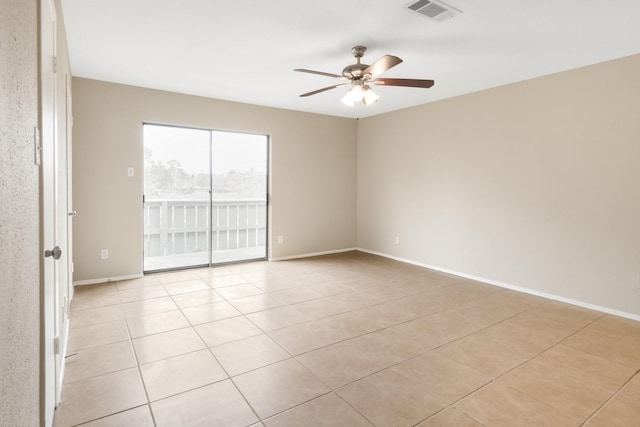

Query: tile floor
<box><xmin>53</xmin><ymin>251</ymin><xmax>640</xmax><ymax>426</ymax></box>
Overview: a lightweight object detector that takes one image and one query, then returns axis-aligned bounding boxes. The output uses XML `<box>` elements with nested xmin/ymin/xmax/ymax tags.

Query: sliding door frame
<box><xmin>142</xmin><ymin>122</ymin><xmax>270</xmax><ymax>273</ymax></box>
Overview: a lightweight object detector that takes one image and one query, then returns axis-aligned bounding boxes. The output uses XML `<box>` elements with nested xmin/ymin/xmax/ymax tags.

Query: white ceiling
<box><xmin>61</xmin><ymin>0</ymin><xmax>640</xmax><ymax>119</ymax></box>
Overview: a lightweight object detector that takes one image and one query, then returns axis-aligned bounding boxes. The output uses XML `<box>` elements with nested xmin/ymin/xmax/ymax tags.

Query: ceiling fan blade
<box><xmin>294</xmin><ymin>69</ymin><xmax>345</xmax><ymax>79</ymax></box>
<box><xmin>299</xmin><ymin>83</ymin><xmax>347</xmax><ymax>97</ymax></box>
<box><xmin>373</xmin><ymin>78</ymin><xmax>435</xmax><ymax>88</ymax></box>
<box><xmin>363</xmin><ymin>55</ymin><xmax>403</xmax><ymax>78</ymax></box>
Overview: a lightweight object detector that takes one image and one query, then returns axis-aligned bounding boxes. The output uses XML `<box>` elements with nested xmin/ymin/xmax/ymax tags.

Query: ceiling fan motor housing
<box><xmin>342</xmin><ymin>46</ymin><xmax>370</xmax><ymax>80</ymax></box>
<box><xmin>342</xmin><ymin>64</ymin><xmax>370</xmax><ymax>79</ymax></box>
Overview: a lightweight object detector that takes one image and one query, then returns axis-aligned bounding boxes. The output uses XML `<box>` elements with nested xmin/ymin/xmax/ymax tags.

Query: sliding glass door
<box><xmin>143</xmin><ymin>124</ymin><xmax>268</xmax><ymax>272</ymax></box>
<box><xmin>211</xmin><ymin>131</ymin><xmax>268</xmax><ymax>263</ymax></box>
<box><xmin>143</xmin><ymin>125</ymin><xmax>210</xmax><ymax>271</ymax></box>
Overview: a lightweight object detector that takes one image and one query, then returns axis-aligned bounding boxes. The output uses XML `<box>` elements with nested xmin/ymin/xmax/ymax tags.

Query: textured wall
<box><xmin>358</xmin><ymin>54</ymin><xmax>640</xmax><ymax>317</ymax></box>
<box><xmin>0</xmin><ymin>0</ymin><xmax>41</xmax><ymax>424</ymax></box>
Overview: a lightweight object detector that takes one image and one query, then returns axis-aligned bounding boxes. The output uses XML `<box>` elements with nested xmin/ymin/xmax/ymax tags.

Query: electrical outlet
<box><xmin>100</xmin><ymin>249</ymin><xmax>109</xmax><ymax>259</ymax></box>
<box><xmin>395</xmin><ymin>236</ymin><xmax>400</xmax><ymax>245</ymax></box>
<box><xmin>277</xmin><ymin>235</ymin><xmax>284</xmax><ymax>244</ymax></box>
<box><xmin>127</xmin><ymin>167</ymin><xmax>134</xmax><ymax>177</ymax></box>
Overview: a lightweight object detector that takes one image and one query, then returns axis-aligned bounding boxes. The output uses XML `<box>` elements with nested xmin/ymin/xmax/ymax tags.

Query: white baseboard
<box><xmin>357</xmin><ymin>248</ymin><xmax>640</xmax><ymax>322</ymax></box>
<box><xmin>73</xmin><ymin>273</ymin><xmax>142</xmax><ymax>286</ymax></box>
<box><xmin>270</xmin><ymin>247</ymin><xmax>358</xmax><ymax>262</ymax></box>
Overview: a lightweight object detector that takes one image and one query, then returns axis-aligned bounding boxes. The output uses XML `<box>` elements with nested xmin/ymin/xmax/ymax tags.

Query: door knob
<box><xmin>68</xmin><ymin>211</ymin><xmax>77</xmax><ymax>217</ymax></box>
<box><xmin>45</xmin><ymin>246</ymin><xmax>62</xmax><ymax>260</ymax></box>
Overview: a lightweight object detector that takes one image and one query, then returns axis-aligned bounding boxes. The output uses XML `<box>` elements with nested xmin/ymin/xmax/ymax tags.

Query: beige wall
<box><xmin>0</xmin><ymin>0</ymin><xmax>40</xmax><ymax>424</ymax></box>
<box><xmin>72</xmin><ymin>78</ymin><xmax>357</xmax><ymax>281</ymax></box>
<box><xmin>72</xmin><ymin>51</ymin><xmax>640</xmax><ymax>316</ymax></box>
<box><xmin>358</xmin><ymin>54</ymin><xmax>640</xmax><ymax>317</ymax></box>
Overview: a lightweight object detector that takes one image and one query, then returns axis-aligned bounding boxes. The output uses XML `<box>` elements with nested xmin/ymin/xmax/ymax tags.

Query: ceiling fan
<box><xmin>295</xmin><ymin>46</ymin><xmax>435</xmax><ymax>106</ymax></box>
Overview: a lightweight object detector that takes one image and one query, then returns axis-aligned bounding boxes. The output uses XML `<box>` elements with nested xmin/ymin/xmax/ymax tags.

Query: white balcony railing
<box><xmin>143</xmin><ymin>199</ymin><xmax>267</xmax><ymax>261</ymax></box>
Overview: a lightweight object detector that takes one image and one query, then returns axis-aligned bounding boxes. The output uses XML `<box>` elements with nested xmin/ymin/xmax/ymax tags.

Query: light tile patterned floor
<box><xmin>54</xmin><ymin>251</ymin><xmax>640</xmax><ymax>426</ymax></box>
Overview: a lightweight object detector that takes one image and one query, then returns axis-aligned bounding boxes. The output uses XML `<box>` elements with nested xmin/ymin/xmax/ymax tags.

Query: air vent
<box><xmin>406</xmin><ymin>0</ymin><xmax>462</xmax><ymax>22</ymax></box>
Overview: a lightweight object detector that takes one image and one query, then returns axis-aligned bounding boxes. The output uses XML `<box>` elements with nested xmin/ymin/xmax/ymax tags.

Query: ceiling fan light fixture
<box><xmin>363</xmin><ymin>85</ymin><xmax>379</xmax><ymax>105</ymax></box>
<box><xmin>350</xmin><ymin>84</ymin><xmax>365</xmax><ymax>102</ymax></box>
<box><xmin>341</xmin><ymin>83</ymin><xmax>365</xmax><ymax>106</ymax></box>
<box><xmin>341</xmin><ymin>92</ymin><xmax>354</xmax><ymax>106</ymax></box>
<box><xmin>342</xmin><ymin>81</ymin><xmax>378</xmax><ymax>107</ymax></box>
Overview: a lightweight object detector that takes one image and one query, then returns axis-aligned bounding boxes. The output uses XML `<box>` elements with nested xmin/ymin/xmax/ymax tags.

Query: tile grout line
<box><xmin>185</xmin><ymin>282</ymin><xmax>266</xmax><ymax>425</ymax></box>
<box><xmin>435</xmin><ymin>312</ymin><xmax>618</xmax><ymax>425</ymax></box>
<box><xmin>332</xmin><ymin>392</ymin><xmax>379</xmax><ymax>427</ymax></box>
<box><xmin>116</xmin><ymin>278</ymin><xmax>160</xmax><ymax>427</ymax></box>
<box><xmin>332</xmin><ymin>301</ymin><xmax>600</xmax><ymax>425</ymax></box>
<box><xmin>59</xmin><ymin>280</ymin><xmax>157</xmax><ymax>426</ymax></box>
<box><xmin>579</xmin><ymin>367</ymin><xmax>640</xmax><ymax>426</ymax></box>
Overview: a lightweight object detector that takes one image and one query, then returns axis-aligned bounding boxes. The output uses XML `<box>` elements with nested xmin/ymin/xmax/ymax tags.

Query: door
<box><xmin>63</xmin><ymin>74</ymin><xmax>76</xmax><ymax>304</ymax></box>
<box><xmin>54</xmin><ymin>70</ymin><xmax>73</xmax><ymax>402</ymax></box>
<box><xmin>42</xmin><ymin>0</ymin><xmax>72</xmax><ymax>422</ymax></box>
<box><xmin>211</xmin><ymin>131</ymin><xmax>268</xmax><ymax>264</ymax></box>
<box><xmin>40</xmin><ymin>0</ymin><xmax>63</xmax><ymax>424</ymax></box>
<box><xmin>65</xmin><ymin>74</ymin><xmax>75</xmax><ymax>304</ymax></box>
<box><xmin>143</xmin><ymin>125</ymin><xmax>268</xmax><ymax>271</ymax></box>
<box><xmin>143</xmin><ymin>125</ymin><xmax>211</xmax><ymax>271</ymax></box>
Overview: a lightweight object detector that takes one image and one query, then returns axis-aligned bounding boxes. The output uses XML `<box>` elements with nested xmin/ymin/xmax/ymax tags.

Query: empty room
<box><xmin>2</xmin><ymin>0</ymin><xmax>640</xmax><ymax>426</ymax></box>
